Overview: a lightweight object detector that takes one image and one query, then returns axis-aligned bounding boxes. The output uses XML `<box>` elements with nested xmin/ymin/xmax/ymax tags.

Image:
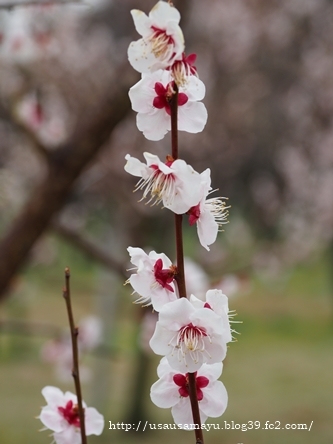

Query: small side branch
<box><xmin>62</xmin><ymin>267</ymin><xmax>87</xmax><ymax>444</ymax></box>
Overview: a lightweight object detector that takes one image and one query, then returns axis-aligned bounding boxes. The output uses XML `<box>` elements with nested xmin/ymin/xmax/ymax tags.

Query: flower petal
<box><xmin>130</xmin><ymin>9</ymin><xmax>151</xmax><ymax>37</ymax></box>
<box><xmin>150</xmin><ymin>375</ymin><xmax>180</xmax><ymax>408</ymax></box>
<box><xmin>41</xmin><ymin>386</ymin><xmax>65</xmax><ymax>408</ymax></box>
<box><xmin>137</xmin><ymin>109</ymin><xmax>170</xmax><ymax>141</ymax></box>
<box><xmin>53</xmin><ymin>428</ymin><xmax>81</xmax><ymax>444</ymax></box>
<box><xmin>149</xmin><ymin>1</ymin><xmax>181</xmax><ymax>27</ymax></box>
<box><xmin>149</xmin><ymin>322</ymin><xmax>175</xmax><ymax>356</ymax></box>
<box><xmin>39</xmin><ymin>407</ymin><xmax>65</xmax><ymax>433</ymax></box>
<box><xmin>85</xmin><ymin>407</ymin><xmax>105</xmax><ymax>436</ymax></box>
<box><xmin>178</xmin><ymin>101</ymin><xmax>208</xmax><ymax>134</ymax></box>
<box><xmin>197</xmin><ymin>209</ymin><xmax>218</xmax><ymax>251</ymax></box>
<box><xmin>124</xmin><ymin>154</ymin><xmax>149</xmax><ymax>178</ymax></box>
<box><xmin>172</xmin><ymin>398</ymin><xmax>208</xmax><ymax>428</ymax></box>
<box><xmin>184</xmin><ymin>76</ymin><xmax>206</xmax><ymax>101</ymax></box>
<box><xmin>200</xmin><ymin>380</ymin><xmax>228</xmax><ymax>418</ymax></box>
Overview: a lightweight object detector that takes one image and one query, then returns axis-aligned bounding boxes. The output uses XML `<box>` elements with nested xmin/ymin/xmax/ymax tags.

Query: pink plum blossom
<box><xmin>190</xmin><ymin>289</ymin><xmax>233</xmax><ymax>344</ymax></box>
<box><xmin>40</xmin><ymin>316</ymin><xmax>103</xmax><ymax>382</ymax></box>
<box><xmin>128</xmin><ymin>1</ymin><xmax>184</xmax><ymax>73</ymax></box>
<box><xmin>150</xmin><ymin>357</ymin><xmax>228</xmax><ymax>428</ymax></box>
<box><xmin>39</xmin><ymin>386</ymin><xmax>104</xmax><ymax>444</ymax></box>
<box><xmin>78</xmin><ymin>316</ymin><xmax>103</xmax><ymax>351</ymax></box>
<box><xmin>128</xmin><ymin>69</ymin><xmax>207</xmax><ymax>141</ymax></box>
<box><xmin>124</xmin><ymin>152</ymin><xmax>202</xmax><ymax>214</ymax></box>
<box><xmin>149</xmin><ymin>297</ymin><xmax>227</xmax><ymax>373</ymax></box>
<box><xmin>187</xmin><ymin>169</ymin><xmax>229</xmax><ymax>251</ymax></box>
<box><xmin>127</xmin><ymin>247</ymin><xmax>177</xmax><ymax>311</ymax></box>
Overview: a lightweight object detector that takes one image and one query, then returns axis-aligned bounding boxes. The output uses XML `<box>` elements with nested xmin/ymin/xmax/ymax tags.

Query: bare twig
<box><xmin>62</xmin><ymin>267</ymin><xmax>87</xmax><ymax>444</ymax></box>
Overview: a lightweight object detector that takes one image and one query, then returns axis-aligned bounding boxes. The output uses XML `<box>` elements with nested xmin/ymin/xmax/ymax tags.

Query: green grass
<box><xmin>0</xmin><ymin>252</ymin><xmax>333</xmax><ymax>444</ymax></box>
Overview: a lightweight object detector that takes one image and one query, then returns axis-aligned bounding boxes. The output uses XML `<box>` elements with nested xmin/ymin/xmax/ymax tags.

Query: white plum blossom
<box><xmin>124</xmin><ymin>152</ymin><xmax>202</xmax><ymax>214</ymax></box>
<box><xmin>190</xmin><ymin>289</ymin><xmax>233</xmax><ymax>344</ymax></box>
<box><xmin>187</xmin><ymin>169</ymin><xmax>229</xmax><ymax>251</ymax></box>
<box><xmin>149</xmin><ymin>297</ymin><xmax>227</xmax><ymax>373</ymax></box>
<box><xmin>169</xmin><ymin>52</ymin><xmax>198</xmax><ymax>87</ymax></box>
<box><xmin>128</xmin><ymin>69</ymin><xmax>207</xmax><ymax>141</ymax></box>
<box><xmin>128</xmin><ymin>1</ymin><xmax>184</xmax><ymax>73</ymax></box>
<box><xmin>39</xmin><ymin>386</ymin><xmax>104</xmax><ymax>444</ymax></box>
<box><xmin>150</xmin><ymin>357</ymin><xmax>228</xmax><ymax>428</ymax></box>
<box><xmin>127</xmin><ymin>247</ymin><xmax>177</xmax><ymax>311</ymax></box>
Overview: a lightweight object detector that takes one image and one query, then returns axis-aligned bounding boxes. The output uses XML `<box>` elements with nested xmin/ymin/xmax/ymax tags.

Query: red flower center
<box><xmin>153</xmin><ymin>259</ymin><xmax>175</xmax><ymax>292</ymax></box>
<box><xmin>153</xmin><ymin>81</ymin><xmax>188</xmax><ymax>115</ymax></box>
<box><xmin>187</xmin><ymin>203</ymin><xmax>201</xmax><ymax>225</ymax></box>
<box><xmin>58</xmin><ymin>400</ymin><xmax>81</xmax><ymax>427</ymax></box>
<box><xmin>151</xmin><ymin>26</ymin><xmax>175</xmax><ymax>46</ymax></box>
<box><xmin>173</xmin><ymin>371</ymin><xmax>209</xmax><ymax>401</ymax></box>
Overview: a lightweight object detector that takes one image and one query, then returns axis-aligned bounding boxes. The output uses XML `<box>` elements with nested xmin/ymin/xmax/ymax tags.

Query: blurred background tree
<box><xmin>0</xmin><ymin>1</ymin><xmax>332</xmax><ymax>443</ymax></box>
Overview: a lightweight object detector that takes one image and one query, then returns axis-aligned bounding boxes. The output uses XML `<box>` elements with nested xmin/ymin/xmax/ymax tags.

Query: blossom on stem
<box><xmin>127</xmin><ymin>247</ymin><xmax>177</xmax><ymax>311</ymax></box>
<box><xmin>190</xmin><ymin>289</ymin><xmax>233</xmax><ymax>344</ymax></box>
<box><xmin>187</xmin><ymin>169</ymin><xmax>229</xmax><ymax>251</ymax></box>
<box><xmin>129</xmin><ymin>69</ymin><xmax>207</xmax><ymax>141</ymax></box>
<box><xmin>169</xmin><ymin>52</ymin><xmax>198</xmax><ymax>86</ymax></box>
<box><xmin>124</xmin><ymin>152</ymin><xmax>202</xmax><ymax>214</ymax></box>
<box><xmin>38</xmin><ymin>386</ymin><xmax>104</xmax><ymax>444</ymax></box>
<box><xmin>150</xmin><ymin>357</ymin><xmax>228</xmax><ymax>428</ymax></box>
<box><xmin>149</xmin><ymin>297</ymin><xmax>227</xmax><ymax>373</ymax></box>
<box><xmin>128</xmin><ymin>1</ymin><xmax>184</xmax><ymax>73</ymax></box>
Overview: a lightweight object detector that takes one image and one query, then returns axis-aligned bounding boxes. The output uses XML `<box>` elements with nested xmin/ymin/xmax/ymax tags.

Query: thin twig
<box><xmin>63</xmin><ymin>267</ymin><xmax>87</xmax><ymax>444</ymax></box>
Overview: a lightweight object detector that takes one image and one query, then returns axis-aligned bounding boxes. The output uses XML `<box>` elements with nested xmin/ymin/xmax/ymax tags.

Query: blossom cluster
<box><xmin>126</xmin><ymin>1</ymin><xmax>234</xmax><ymax>430</ymax></box>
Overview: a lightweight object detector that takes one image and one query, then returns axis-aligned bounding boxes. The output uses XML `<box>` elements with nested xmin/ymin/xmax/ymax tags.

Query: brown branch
<box><xmin>63</xmin><ymin>267</ymin><xmax>87</xmax><ymax>444</ymax></box>
<box><xmin>51</xmin><ymin>220</ymin><xmax>127</xmax><ymax>279</ymax></box>
<box><xmin>0</xmin><ymin>62</ymin><xmax>136</xmax><ymax>302</ymax></box>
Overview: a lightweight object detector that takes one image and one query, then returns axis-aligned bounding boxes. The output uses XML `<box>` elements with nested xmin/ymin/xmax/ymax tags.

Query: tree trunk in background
<box><xmin>0</xmin><ymin>64</ymin><xmax>136</xmax><ymax>301</ymax></box>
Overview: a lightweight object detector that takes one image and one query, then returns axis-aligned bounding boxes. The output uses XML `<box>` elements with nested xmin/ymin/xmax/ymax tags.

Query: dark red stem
<box><xmin>170</xmin><ymin>84</ymin><xmax>187</xmax><ymax>299</ymax></box>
